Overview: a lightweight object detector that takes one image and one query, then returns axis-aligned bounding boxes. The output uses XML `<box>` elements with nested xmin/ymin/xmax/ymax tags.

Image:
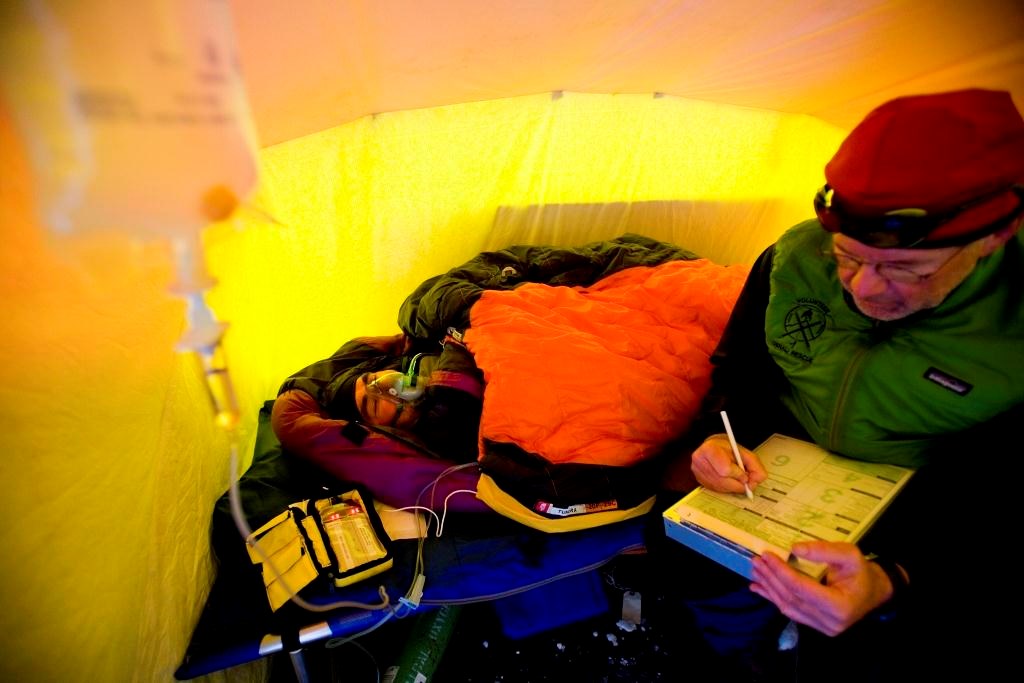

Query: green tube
<box><xmin>383</xmin><ymin>605</ymin><xmax>461</xmax><ymax>683</ymax></box>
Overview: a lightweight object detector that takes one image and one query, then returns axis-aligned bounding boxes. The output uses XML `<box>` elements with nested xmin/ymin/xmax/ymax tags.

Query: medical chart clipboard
<box><xmin>663</xmin><ymin>434</ymin><xmax>915</xmax><ymax>580</ymax></box>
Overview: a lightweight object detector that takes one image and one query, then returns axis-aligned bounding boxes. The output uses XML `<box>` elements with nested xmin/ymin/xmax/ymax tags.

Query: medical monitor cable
<box><xmin>399</xmin><ymin>463</ymin><xmax>481</xmax><ymax>609</ymax></box>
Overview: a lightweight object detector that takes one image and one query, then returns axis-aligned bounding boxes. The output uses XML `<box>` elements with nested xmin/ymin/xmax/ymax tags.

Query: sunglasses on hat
<box><xmin>814</xmin><ymin>184</ymin><xmax>1024</xmax><ymax>249</ymax></box>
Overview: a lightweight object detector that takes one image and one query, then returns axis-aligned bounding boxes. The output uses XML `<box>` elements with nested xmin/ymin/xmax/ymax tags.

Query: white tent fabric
<box><xmin>233</xmin><ymin>0</ymin><xmax>1024</xmax><ymax>145</ymax></box>
<box><xmin>0</xmin><ymin>2</ymin><xmax>1021</xmax><ymax>682</ymax></box>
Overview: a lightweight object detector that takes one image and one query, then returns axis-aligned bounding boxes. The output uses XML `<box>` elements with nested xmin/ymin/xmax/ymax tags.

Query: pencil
<box><xmin>720</xmin><ymin>410</ymin><xmax>754</xmax><ymax>501</ymax></box>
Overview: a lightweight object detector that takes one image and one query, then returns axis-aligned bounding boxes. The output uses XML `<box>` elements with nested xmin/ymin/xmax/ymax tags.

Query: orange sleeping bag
<box><xmin>465</xmin><ymin>258</ymin><xmax>748</xmax><ymax>467</ymax></box>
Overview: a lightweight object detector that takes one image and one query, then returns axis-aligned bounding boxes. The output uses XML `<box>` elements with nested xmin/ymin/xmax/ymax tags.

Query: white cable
<box><xmin>401</xmin><ymin>462</ymin><xmax>482</xmax><ymax>607</ymax></box>
<box><xmin>418</xmin><ymin>462</ymin><xmax>480</xmax><ymax>511</ymax></box>
<box><xmin>413</xmin><ymin>463</ymin><xmax>480</xmax><ymax>542</ymax></box>
<box><xmin>384</xmin><ymin>505</ymin><xmax>441</xmax><ymax>533</ymax></box>
<box><xmin>437</xmin><ymin>489</ymin><xmax>479</xmax><ymax>537</ymax></box>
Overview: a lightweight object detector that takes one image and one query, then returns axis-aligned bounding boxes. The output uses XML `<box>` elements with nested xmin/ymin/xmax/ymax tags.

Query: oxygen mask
<box><xmin>364</xmin><ymin>370</ymin><xmax>426</xmax><ymax>405</ymax></box>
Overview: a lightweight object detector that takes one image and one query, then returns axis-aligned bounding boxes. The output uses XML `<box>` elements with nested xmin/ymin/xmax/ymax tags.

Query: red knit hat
<box><xmin>818</xmin><ymin>89</ymin><xmax>1024</xmax><ymax>248</ymax></box>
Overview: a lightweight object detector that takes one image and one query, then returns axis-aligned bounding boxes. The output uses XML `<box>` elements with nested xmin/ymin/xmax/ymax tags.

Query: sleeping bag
<box><xmin>400</xmin><ymin>234</ymin><xmax>749</xmax><ymax>530</ymax></box>
<box><xmin>273</xmin><ymin>234</ymin><xmax>746</xmax><ymax>529</ymax></box>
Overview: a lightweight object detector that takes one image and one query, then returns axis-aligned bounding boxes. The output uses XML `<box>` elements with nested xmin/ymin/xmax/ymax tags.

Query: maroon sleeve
<box><xmin>271</xmin><ymin>389</ymin><xmax>489</xmax><ymax>513</ymax></box>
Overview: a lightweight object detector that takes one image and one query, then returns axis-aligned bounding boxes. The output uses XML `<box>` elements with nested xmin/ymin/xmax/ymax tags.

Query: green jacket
<box><xmin>765</xmin><ymin>221</ymin><xmax>1024</xmax><ymax>467</ymax></box>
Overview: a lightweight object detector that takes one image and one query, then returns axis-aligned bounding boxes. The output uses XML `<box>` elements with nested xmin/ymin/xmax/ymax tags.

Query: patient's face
<box><xmin>353</xmin><ymin>372</ymin><xmax>420</xmax><ymax>429</ymax></box>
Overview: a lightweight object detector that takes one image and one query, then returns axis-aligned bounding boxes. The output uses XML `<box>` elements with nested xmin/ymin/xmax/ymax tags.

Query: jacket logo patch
<box><xmin>923</xmin><ymin>367</ymin><xmax>972</xmax><ymax>396</ymax></box>
<box><xmin>774</xmin><ymin>299</ymin><xmax>831</xmax><ymax>362</ymax></box>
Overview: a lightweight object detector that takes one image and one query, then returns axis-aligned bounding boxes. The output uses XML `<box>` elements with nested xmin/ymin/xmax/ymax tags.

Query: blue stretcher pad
<box><xmin>174</xmin><ymin>402</ymin><xmax>647</xmax><ymax>679</ymax></box>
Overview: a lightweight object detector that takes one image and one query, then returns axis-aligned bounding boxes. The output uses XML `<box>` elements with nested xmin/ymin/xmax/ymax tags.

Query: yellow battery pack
<box><xmin>247</xmin><ymin>487</ymin><xmax>394</xmax><ymax>610</ymax></box>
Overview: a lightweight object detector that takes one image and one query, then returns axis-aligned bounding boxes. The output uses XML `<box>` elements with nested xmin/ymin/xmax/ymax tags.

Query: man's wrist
<box><xmin>867</xmin><ymin>555</ymin><xmax>909</xmax><ymax>623</ymax></box>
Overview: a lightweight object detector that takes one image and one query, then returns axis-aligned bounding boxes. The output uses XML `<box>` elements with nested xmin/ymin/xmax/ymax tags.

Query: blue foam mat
<box><xmin>492</xmin><ymin>568</ymin><xmax>610</xmax><ymax>639</ymax></box>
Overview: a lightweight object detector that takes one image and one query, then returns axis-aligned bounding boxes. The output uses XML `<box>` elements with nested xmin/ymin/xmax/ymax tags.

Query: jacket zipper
<box><xmin>828</xmin><ymin>344</ymin><xmax>869</xmax><ymax>451</ymax></box>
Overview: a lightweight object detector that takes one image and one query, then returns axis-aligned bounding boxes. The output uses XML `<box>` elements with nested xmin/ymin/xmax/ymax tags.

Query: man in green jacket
<box><xmin>676</xmin><ymin>89</ymin><xmax>1024</xmax><ymax>679</ymax></box>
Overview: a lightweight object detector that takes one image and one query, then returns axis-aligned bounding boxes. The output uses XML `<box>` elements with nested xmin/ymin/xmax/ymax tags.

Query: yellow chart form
<box><xmin>664</xmin><ymin>434</ymin><xmax>915</xmax><ymax>578</ymax></box>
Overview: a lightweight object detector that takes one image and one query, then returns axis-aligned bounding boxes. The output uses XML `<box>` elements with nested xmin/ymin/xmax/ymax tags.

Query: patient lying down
<box><xmin>270</xmin><ymin>235</ymin><xmax>747</xmax><ymax>519</ymax></box>
<box><xmin>270</xmin><ymin>331</ymin><xmax>490</xmax><ymax>513</ymax></box>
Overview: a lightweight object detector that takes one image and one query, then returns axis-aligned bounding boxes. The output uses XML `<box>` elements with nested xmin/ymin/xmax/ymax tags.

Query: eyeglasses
<box><xmin>358</xmin><ymin>372</ymin><xmax>414</xmax><ymax>427</ymax></box>
<box><xmin>814</xmin><ymin>184</ymin><xmax>1024</xmax><ymax>249</ymax></box>
<box><xmin>822</xmin><ymin>245</ymin><xmax>966</xmax><ymax>284</ymax></box>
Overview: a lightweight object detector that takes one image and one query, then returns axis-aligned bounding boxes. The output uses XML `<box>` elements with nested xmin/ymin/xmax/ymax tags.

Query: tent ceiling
<box><xmin>230</xmin><ymin>0</ymin><xmax>1024</xmax><ymax>147</ymax></box>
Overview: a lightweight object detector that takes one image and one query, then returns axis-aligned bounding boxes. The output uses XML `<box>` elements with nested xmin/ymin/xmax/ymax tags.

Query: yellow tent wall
<box><xmin>1</xmin><ymin>87</ymin><xmax>843</xmax><ymax>682</ymax></box>
<box><xmin>0</xmin><ymin>107</ymin><xmax>236</xmax><ymax>680</ymax></box>
<box><xmin>1</xmin><ymin>1</ymin><xmax>1022</xmax><ymax>682</ymax></box>
<box><xmin>208</xmin><ymin>93</ymin><xmax>847</xmax><ymax>385</ymax></box>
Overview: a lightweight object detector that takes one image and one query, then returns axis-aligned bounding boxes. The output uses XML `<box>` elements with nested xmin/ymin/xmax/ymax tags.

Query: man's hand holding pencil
<box><xmin>690</xmin><ymin>418</ymin><xmax>768</xmax><ymax>497</ymax></box>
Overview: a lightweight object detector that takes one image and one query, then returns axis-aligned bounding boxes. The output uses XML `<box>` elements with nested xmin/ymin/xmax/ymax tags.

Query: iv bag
<box><xmin>0</xmin><ymin>0</ymin><xmax>259</xmax><ymax>238</ymax></box>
